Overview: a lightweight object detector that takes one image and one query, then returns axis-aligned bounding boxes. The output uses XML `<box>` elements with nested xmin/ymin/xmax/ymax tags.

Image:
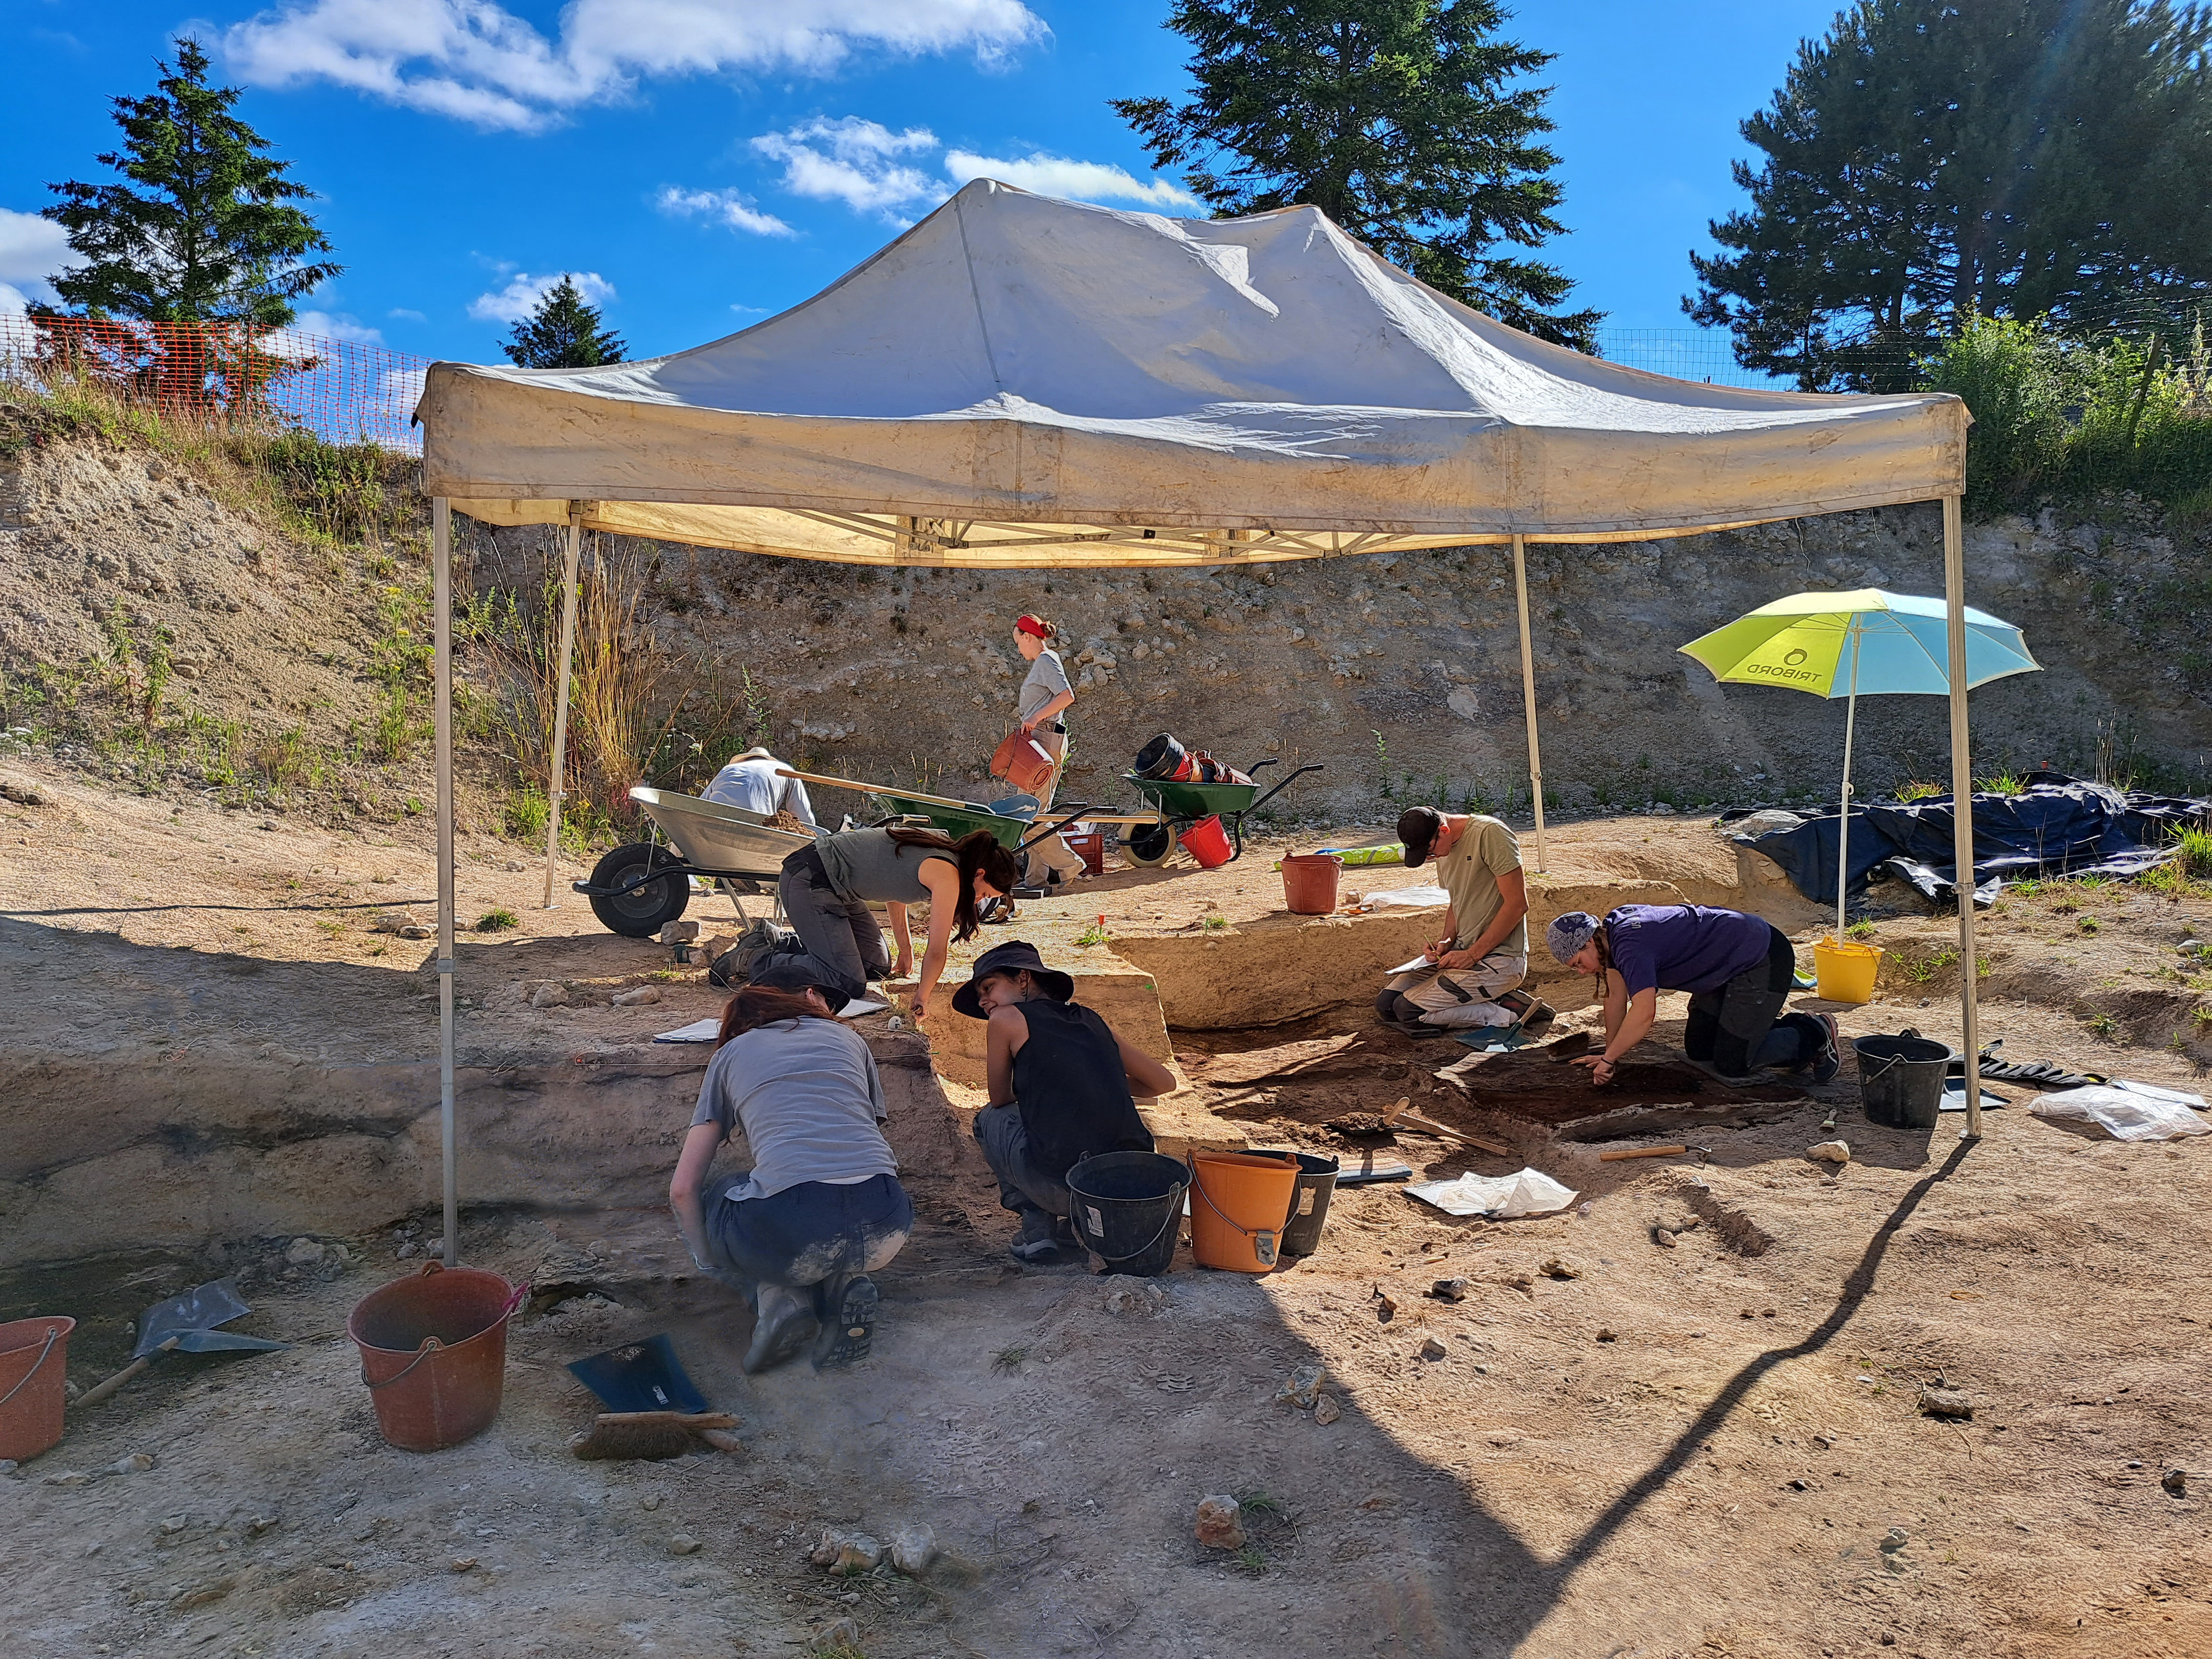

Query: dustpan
<box><xmin>566</xmin><ymin>1334</ymin><xmax>708</xmax><ymax>1414</ymax></box>
<box><xmin>134</xmin><ymin>1277</ymin><xmax>257</xmax><ymax>1358</ymax></box>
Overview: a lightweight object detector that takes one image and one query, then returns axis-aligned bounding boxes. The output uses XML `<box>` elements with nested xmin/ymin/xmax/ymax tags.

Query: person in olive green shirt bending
<box><xmin>1374</xmin><ymin>807</ymin><xmax>1554</xmax><ymax>1038</ymax></box>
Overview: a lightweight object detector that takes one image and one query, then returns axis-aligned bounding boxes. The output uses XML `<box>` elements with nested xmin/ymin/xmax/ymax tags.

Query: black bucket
<box><xmin>1245</xmin><ymin>1150</ymin><xmax>1340</xmax><ymax>1257</ymax></box>
<box><xmin>1133</xmin><ymin>733</ymin><xmax>1187</xmax><ymax>781</ymax></box>
<box><xmin>1066</xmin><ymin>1152</ymin><xmax>1189</xmax><ymax>1277</ymax></box>
<box><xmin>1853</xmin><ymin>1034</ymin><xmax>1952</xmax><ymax>1130</ymax></box>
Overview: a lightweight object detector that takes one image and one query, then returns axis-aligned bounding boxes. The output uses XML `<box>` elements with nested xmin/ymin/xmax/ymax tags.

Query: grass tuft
<box><xmin>476</xmin><ymin>908</ymin><xmax>520</xmax><ymax>933</ymax></box>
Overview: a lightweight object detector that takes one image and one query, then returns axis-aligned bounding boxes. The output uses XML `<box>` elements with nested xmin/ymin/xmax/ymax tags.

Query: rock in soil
<box><xmin>1917</xmin><ymin>1385</ymin><xmax>1974</xmax><ymax>1419</ymax></box>
<box><xmin>0</xmin><ymin>774</ymin><xmax>50</xmax><ymax>805</ymax></box>
<box><xmin>1429</xmin><ymin>1277</ymin><xmax>1470</xmax><ymax>1302</ymax></box>
<box><xmin>531</xmin><ymin>983</ymin><xmax>569</xmax><ymax>1009</ymax></box>
<box><xmin>1540</xmin><ymin>1256</ymin><xmax>1581</xmax><ymax>1280</ymax></box>
<box><xmin>888</xmin><ymin>1524</ymin><xmax>938</xmax><ymax>1575</ymax></box>
<box><xmin>811</xmin><ymin>1529</ymin><xmax>885</xmax><ymax>1572</ymax></box>
<box><xmin>668</xmin><ymin>1532</ymin><xmax>702</xmax><ymax>1556</ymax></box>
<box><xmin>610</xmin><ymin>985</ymin><xmax>662</xmax><ymax>1006</ymax></box>
<box><xmin>109</xmin><ymin>1452</ymin><xmax>155</xmax><ymax>1474</ymax></box>
<box><xmin>1194</xmin><ymin>1495</ymin><xmax>1245</xmax><ymax>1550</ymax></box>
<box><xmin>2162</xmin><ymin>1468</ymin><xmax>2188</xmax><ymax>1496</ymax></box>
<box><xmin>1275</xmin><ymin>1364</ymin><xmax>1327</xmax><ymax>1409</ymax></box>
<box><xmin>1652</xmin><ymin>1228</ymin><xmax>1678</xmax><ymax>1249</ymax></box>
<box><xmin>1418</xmin><ymin>1336</ymin><xmax>1448</xmax><ymax>1360</ymax></box>
<box><xmin>369</xmin><ymin>910</ymin><xmax>420</xmax><ymax>935</ymax></box>
<box><xmin>1313</xmin><ymin>1395</ymin><xmax>1342</xmax><ymax>1426</ymax></box>
<box><xmin>1807</xmin><ymin>1139</ymin><xmax>1852</xmax><ymax>1164</ymax></box>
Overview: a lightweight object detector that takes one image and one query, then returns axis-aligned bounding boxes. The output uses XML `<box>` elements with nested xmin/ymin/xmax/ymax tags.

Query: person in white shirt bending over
<box><xmin>701</xmin><ymin>744</ymin><xmax>815</xmax><ymax>830</ymax></box>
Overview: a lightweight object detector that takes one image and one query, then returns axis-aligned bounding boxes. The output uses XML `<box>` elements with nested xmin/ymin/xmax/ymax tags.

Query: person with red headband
<box><xmin>1010</xmin><ymin>613</ymin><xmax>1087</xmax><ymax>892</ymax></box>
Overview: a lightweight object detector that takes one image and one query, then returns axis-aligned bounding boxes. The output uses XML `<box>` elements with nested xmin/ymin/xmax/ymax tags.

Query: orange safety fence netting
<box><xmin>0</xmin><ymin>313</ymin><xmax>430</xmax><ymax>453</ymax></box>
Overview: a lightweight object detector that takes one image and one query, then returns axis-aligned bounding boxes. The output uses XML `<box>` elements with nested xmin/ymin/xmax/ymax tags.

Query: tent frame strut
<box><xmin>432</xmin><ymin>498</ymin><xmax>460</xmax><ymax>1267</ymax></box>
<box><xmin>542</xmin><ymin>507</ymin><xmax>583</xmax><ymax>908</ymax></box>
<box><xmin>1511</xmin><ymin>534</ymin><xmax>1548</xmax><ymax>873</ymax></box>
<box><xmin>1943</xmin><ymin>493</ymin><xmax>1981</xmax><ymax>1139</ymax></box>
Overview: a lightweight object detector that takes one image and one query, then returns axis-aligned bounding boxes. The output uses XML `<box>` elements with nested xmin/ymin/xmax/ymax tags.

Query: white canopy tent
<box><xmin>415</xmin><ymin>181</ymin><xmax>1978</xmax><ymax>1263</ymax></box>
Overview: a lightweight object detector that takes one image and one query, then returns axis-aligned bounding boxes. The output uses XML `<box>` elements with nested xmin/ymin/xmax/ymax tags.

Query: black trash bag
<box><xmin>1736</xmin><ymin>770</ymin><xmax>2210</xmax><ymax>907</ymax></box>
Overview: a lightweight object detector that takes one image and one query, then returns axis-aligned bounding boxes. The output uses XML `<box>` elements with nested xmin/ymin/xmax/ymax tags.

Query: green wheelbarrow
<box><xmin>1120</xmin><ymin>761</ymin><xmax>1324</xmax><ymax>868</ymax></box>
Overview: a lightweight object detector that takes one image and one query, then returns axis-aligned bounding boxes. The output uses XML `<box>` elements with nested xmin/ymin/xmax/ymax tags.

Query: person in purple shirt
<box><xmin>1545</xmin><ymin>905</ymin><xmax>1839</xmax><ymax>1084</ymax></box>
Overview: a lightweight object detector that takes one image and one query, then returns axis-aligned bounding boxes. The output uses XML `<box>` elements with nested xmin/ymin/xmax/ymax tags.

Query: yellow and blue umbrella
<box><xmin>1680</xmin><ymin>589</ymin><xmax>2041</xmax><ymax>938</ymax></box>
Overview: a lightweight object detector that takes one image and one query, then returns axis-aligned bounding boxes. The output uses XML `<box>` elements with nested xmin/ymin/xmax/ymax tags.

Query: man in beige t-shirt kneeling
<box><xmin>1376</xmin><ymin>807</ymin><xmax>1554</xmax><ymax>1037</ymax></box>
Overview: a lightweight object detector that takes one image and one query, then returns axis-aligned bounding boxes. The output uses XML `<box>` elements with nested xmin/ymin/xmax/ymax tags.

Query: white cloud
<box><xmin>468</xmin><ymin>270</ymin><xmax>617</xmax><ymax>324</ymax></box>
<box><xmin>289</xmin><ymin>308</ymin><xmax>387</xmax><ymax>344</ymax></box>
<box><xmin>943</xmin><ymin>150</ymin><xmax>1198</xmax><ymax>209</ymax></box>
<box><xmin>387</xmin><ymin>306</ymin><xmax>428</xmax><ymax>322</ymax></box>
<box><xmin>751</xmin><ymin>117</ymin><xmax>943</xmax><ymax>217</ymax></box>
<box><xmin>0</xmin><ymin>207</ymin><xmax>79</xmax><ymax>303</ymax></box>
<box><xmin>0</xmin><ymin>281</ymin><xmax>33</xmax><ymax>320</ymax></box>
<box><xmin>221</xmin><ymin>0</ymin><xmax>1047</xmax><ymax>132</ymax></box>
<box><xmin>656</xmin><ymin>186</ymin><xmax>795</xmax><ymax>238</ymax></box>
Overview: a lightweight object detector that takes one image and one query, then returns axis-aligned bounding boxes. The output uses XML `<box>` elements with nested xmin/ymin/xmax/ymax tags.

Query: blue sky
<box><xmin>1</xmin><ymin>0</ymin><xmax>1843</xmax><ymax>365</ymax></box>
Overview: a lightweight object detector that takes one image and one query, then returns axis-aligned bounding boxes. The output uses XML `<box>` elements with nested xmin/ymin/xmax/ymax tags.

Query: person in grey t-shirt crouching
<box><xmin>668</xmin><ymin>960</ymin><xmax>914</xmax><ymax>1374</ymax></box>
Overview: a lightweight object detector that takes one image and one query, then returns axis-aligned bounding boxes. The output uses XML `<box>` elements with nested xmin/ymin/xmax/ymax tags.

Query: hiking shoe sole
<box><xmin>813</xmin><ymin>1274</ymin><xmax>880</xmax><ymax>1369</ymax></box>
<box><xmin>1808</xmin><ymin>1012</ymin><xmax>1842</xmax><ymax>1085</ymax></box>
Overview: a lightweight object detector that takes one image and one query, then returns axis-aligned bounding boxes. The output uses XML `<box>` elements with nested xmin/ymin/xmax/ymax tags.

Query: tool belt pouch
<box><xmin>990</xmin><ymin>730</ymin><xmax>1057</xmax><ymax>795</ymax></box>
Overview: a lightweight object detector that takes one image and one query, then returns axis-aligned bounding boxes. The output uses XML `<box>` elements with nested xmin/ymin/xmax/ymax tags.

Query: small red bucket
<box><xmin>349</xmin><ymin>1262</ymin><xmax>526</xmax><ymax>1452</ymax></box>
<box><xmin>0</xmin><ymin>1316</ymin><xmax>75</xmax><ymax>1463</ymax></box>
<box><xmin>1178</xmin><ymin>815</ymin><xmax>1235</xmax><ymax>869</ymax></box>
<box><xmin>1064</xmin><ymin>830</ymin><xmax>1106</xmax><ymax>875</ymax></box>
<box><xmin>1280</xmin><ymin>852</ymin><xmax>1343</xmax><ymax>914</ymax></box>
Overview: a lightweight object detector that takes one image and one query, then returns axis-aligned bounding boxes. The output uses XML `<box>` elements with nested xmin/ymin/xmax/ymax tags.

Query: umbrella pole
<box><xmin>432</xmin><ymin>498</ymin><xmax>460</xmax><ymax>1263</ymax></box>
<box><xmin>1942</xmin><ymin>494</ymin><xmax>1982</xmax><ymax>1139</ymax></box>
<box><xmin>1511</xmin><ymin>535</ymin><xmax>1548</xmax><ymax>871</ymax></box>
<box><xmin>1836</xmin><ymin>624</ymin><xmax>1862</xmax><ymax>942</ymax></box>
<box><xmin>542</xmin><ymin>508</ymin><xmax>583</xmax><ymax>908</ymax></box>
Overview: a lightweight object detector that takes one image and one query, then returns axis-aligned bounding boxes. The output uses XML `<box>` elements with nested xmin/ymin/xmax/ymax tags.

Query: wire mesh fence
<box><xmin>0</xmin><ymin>313</ymin><xmax>431</xmax><ymax>453</ymax></box>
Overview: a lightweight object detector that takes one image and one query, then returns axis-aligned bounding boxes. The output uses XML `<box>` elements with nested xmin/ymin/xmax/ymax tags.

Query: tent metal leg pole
<box><xmin>1942</xmin><ymin>494</ymin><xmax>1980</xmax><ymax>1140</ymax></box>
<box><xmin>433</xmin><ymin>498</ymin><xmax>461</xmax><ymax>1263</ymax></box>
<box><xmin>542</xmin><ymin>510</ymin><xmax>582</xmax><ymax>908</ymax></box>
<box><xmin>1511</xmin><ymin>534</ymin><xmax>1548</xmax><ymax>871</ymax></box>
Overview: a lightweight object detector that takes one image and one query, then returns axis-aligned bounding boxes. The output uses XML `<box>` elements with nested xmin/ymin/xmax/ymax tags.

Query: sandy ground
<box><xmin>4</xmin><ymin>759</ymin><xmax>2211</xmax><ymax>1659</ymax></box>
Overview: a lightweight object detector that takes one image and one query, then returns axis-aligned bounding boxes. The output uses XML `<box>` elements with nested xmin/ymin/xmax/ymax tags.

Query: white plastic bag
<box><xmin>1406</xmin><ymin>1168</ymin><xmax>1579</xmax><ymax>1218</ymax></box>
<box><xmin>1365</xmin><ymin>885</ymin><xmax>1450</xmax><ymax>909</ymax></box>
<box><xmin>2030</xmin><ymin>1084</ymin><xmax>2209</xmax><ymax>1141</ymax></box>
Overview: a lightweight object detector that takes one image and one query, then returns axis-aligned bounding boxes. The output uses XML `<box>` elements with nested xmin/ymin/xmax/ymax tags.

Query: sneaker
<box><xmin>742</xmin><ymin>1283</ymin><xmax>820</xmax><ymax>1375</ymax></box>
<box><xmin>1808</xmin><ymin>1012</ymin><xmax>1842</xmax><ymax>1086</ymax></box>
<box><xmin>1008</xmin><ymin>1213</ymin><xmax>1088</xmax><ymax>1270</ymax></box>
<box><xmin>811</xmin><ymin>1273</ymin><xmax>879</xmax><ymax>1369</ymax></box>
<box><xmin>710</xmin><ymin>918</ymin><xmax>794</xmax><ymax>987</ymax></box>
<box><xmin>1495</xmin><ymin>989</ymin><xmax>1557</xmax><ymax>1039</ymax></box>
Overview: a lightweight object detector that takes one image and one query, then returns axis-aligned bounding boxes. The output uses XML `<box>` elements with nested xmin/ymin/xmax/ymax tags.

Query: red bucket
<box><xmin>1280</xmin><ymin>853</ymin><xmax>1343</xmax><ymax>914</ymax></box>
<box><xmin>1064</xmin><ymin>830</ymin><xmax>1106</xmax><ymax>875</ymax></box>
<box><xmin>0</xmin><ymin>1316</ymin><xmax>75</xmax><ymax>1463</ymax></box>
<box><xmin>349</xmin><ymin>1262</ymin><xmax>526</xmax><ymax>1452</ymax></box>
<box><xmin>1178</xmin><ymin>815</ymin><xmax>1235</xmax><ymax>869</ymax></box>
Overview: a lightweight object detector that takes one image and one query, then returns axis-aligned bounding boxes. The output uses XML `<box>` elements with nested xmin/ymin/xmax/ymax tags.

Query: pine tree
<box><xmin>41</xmin><ymin>37</ymin><xmax>340</xmax><ymax>326</ymax></box>
<box><xmin>502</xmin><ymin>277</ymin><xmax>627</xmax><ymax>369</ymax></box>
<box><xmin>1113</xmin><ymin>0</ymin><xmax>1600</xmax><ymax>350</ymax></box>
<box><xmin>1686</xmin><ymin>0</ymin><xmax>2212</xmax><ymax>390</ymax></box>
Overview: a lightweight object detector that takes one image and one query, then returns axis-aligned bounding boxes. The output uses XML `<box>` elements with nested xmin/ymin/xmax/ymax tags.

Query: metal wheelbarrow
<box><xmin>1120</xmin><ymin>761</ymin><xmax>1325</xmax><ymax>867</ymax></box>
<box><xmin>572</xmin><ymin>786</ymin><xmax>816</xmax><ymax>939</ymax></box>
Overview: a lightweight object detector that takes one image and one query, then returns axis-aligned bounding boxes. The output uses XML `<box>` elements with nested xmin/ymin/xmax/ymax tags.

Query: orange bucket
<box><xmin>1189</xmin><ymin>1151</ymin><xmax>1301</xmax><ymax>1272</ymax></box>
<box><xmin>1280</xmin><ymin>853</ymin><xmax>1343</xmax><ymax>914</ymax></box>
<box><xmin>349</xmin><ymin>1262</ymin><xmax>526</xmax><ymax>1452</ymax></box>
<box><xmin>0</xmin><ymin>1316</ymin><xmax>75</xmax><ymax>1463</ymax></box>
<box><xmin>1064</xmin><ymin>830</ymin><xmax>1106</xmax><ymax>875</ymax></box>
<box><xmin>1178</xmin><ymin>815</ymin><xmax>1235</xmax><ymax>869</ymax></box>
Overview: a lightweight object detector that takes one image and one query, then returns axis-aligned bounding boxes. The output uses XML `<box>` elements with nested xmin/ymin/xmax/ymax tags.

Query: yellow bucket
<box><xmin>1813</xmin><ymin>938</ymin><xmax>1883</xmax><ymax>1005</ymax></box>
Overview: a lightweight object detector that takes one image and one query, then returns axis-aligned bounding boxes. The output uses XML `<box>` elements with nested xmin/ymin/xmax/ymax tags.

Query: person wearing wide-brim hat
<box><xmin>701</xmin><ymin>743</ymin><xmax>816</xmax><ymax>830</ymax></box>
<box><xmin>668</xmin><ymin>958</ymin><xmax>913</xmax><ymax>1375</ymax></box>
<box><xmin>954</xmin><ymin>940</ymin><xmax>1177</xmax><ymax>1268</ymax></box>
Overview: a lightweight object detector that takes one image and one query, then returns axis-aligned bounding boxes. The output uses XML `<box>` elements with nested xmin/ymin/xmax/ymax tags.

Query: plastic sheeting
<box><xmin>418</xmin><ymin>180</ymin><xmax>1966</xmax><ymax>567</ymax></box>
<box><xmin>1734</xmin><ymin>771</ymin><xmax>2212</xmax><ymax>906</ymax></box>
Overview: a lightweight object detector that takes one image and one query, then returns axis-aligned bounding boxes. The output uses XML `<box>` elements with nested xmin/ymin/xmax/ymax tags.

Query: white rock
<box><xmin>531</xmin><ymin>983</ymin><xmax>568</xmax><ymax>1009</ymax></box>
<box><xmin>397</xmin><ymin>924</ymin><xmax>434</xmax><ymax>940</ymax></box>
<box><xmin>611</xmin><ymin>986</ymin><xmax>662</xmax><ymax>1007</ymax></box>
<box><xmin>888</xmin><ymin>1524</ymin><xmax>938</xmax><ymax>1576</ymax></box>
<box><xmin>111</xmin><ymin>1452</ymin><xmax>156</xmax><ymax>1474</ymax></box>
<box><xmin>369</xmin><ymin>910</ymin><xmax>419</xmax><ymax>935</ymax></box>
<box><xmin>284</xmin><ymin>1237</ymin><xmax>326</xmax><ymax>1266</ymax></box>
<box><xmin>1806</xmin><ymin>1140</ymin><xmax>1851</xmax><ymax>1164</ymax></box>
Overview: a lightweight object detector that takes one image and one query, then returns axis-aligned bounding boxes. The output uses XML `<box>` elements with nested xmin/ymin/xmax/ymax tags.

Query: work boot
<box><xmin>811</xmin><ymin>1273</ymin><xmax>880</xmax><ymax>1369</ymax></box>
<box><xmin>742</xmin><ymin>1283</ymin><xmax>820</xmax><ymax>1375</ymax></box>
<box><xmin>1008</xmin><ymin>1211</ymin><xmax>1087</xmax><ymax>1270</ymax></box>
<box><xmin>1495</xmin><ymin>989</ymin><xmax>1556</xmax><ymax>1039</ymax></box>
<box><xmin>1807</xmin><ymin>1013</ymin><xmax>1842</xmax><ymax>1086</ymax></box>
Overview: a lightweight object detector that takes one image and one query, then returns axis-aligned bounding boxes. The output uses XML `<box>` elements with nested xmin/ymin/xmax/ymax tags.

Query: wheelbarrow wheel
<box><xmin>587</xmin><ymin>842</ymin><xmax>691</xmax><ymax>938</ymax></box>
<box><xmin>1122</xmin><ymin>822</ymin><xmax>1178</xmax><ymax>868</ymax></box>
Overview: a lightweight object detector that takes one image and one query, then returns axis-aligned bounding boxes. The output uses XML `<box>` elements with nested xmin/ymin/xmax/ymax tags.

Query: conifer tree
<box><xmin>502</xmin><ymin>276</ymin><xmax>627</xmax><ymax>369</ymax></box>
<box><xmin>1686</xmin><ymin>0</ymin><xmax>2212</xmax><ymax>389</ymax></box>
<box><xmin>42</xmin><ymin>37</ymin><xmax>340</xmax><ymax>326</ymax></box>
<box><xmin>1114</xmin><ymin>0</ymin><xmax>1599</xmax><ymax>349</ymax></box>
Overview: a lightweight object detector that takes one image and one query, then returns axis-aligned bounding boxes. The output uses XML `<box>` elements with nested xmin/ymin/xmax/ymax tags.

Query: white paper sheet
<box><xmin>654</xmin><ymin>999</ymin><xmax>891</xmax><ymax>1043</ymax></box>
<box><xmin>1365</xmin><ymin>886</ymin><xmax>1450</xmax><ymax>910</ymax></box>
<box><xmin>1405</xmin><ymin>1167</ymin><xmax>1579</xmax><ymax>1218</ymax></box>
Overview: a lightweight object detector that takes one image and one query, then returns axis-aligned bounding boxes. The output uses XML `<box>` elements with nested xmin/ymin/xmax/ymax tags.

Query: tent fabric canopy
<box><xmin>419</xmin><ymin>180</ymin><xmax>1966</xmax><ymax>567</ymax></box>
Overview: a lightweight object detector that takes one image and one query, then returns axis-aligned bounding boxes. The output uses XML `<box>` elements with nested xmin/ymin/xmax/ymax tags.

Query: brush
<box><xmin>569</xmin><ymin>1410</ymin><xmax>742</xmax><ymax>1461</ymax></box>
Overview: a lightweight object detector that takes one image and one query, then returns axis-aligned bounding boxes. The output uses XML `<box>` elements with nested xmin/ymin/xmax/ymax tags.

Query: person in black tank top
<box><xmin>951</xmin><ymin>941</ymin><xmax>1178</xmax><ymax>1268</ymax></box>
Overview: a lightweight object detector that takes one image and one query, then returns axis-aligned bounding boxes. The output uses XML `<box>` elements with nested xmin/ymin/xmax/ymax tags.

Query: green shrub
<box><xmin>1924</xmin><ymin>316</ymin><xmax>2070</xmax><ymax>511</ymax></box>
<box><xmin>476</xmin><ymin>908</ymin><xmax>520</xmax><ymax>932</ymax></box>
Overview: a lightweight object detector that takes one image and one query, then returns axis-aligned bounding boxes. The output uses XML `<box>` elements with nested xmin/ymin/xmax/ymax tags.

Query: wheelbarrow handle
<box><xmin>1014</xmin><ymin>801</ymin><xmax>1091</xmax><ymax>855</ymax></box>
<box><xmin>1247</xmin><ymin>762</ymin><xmax>1324</xmax><ymax>815</ymax></box>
